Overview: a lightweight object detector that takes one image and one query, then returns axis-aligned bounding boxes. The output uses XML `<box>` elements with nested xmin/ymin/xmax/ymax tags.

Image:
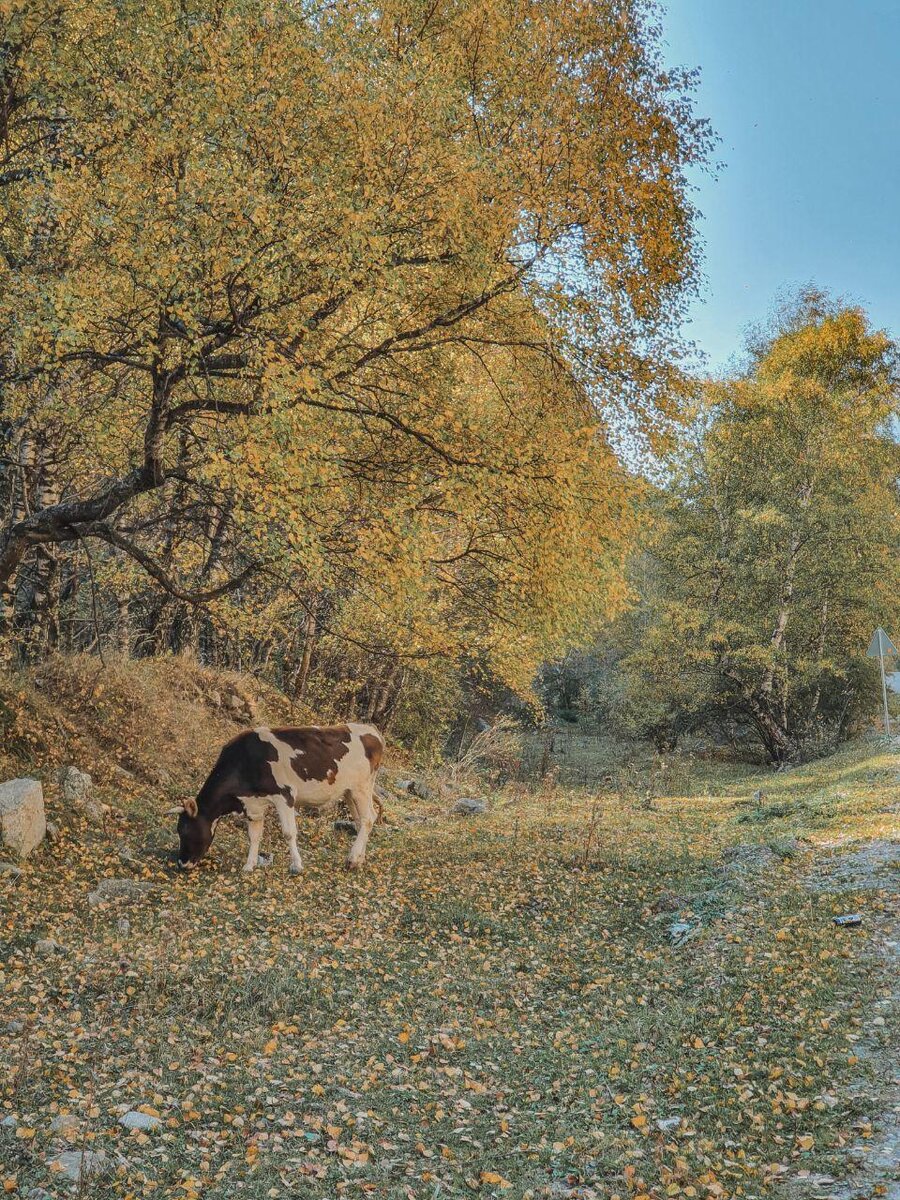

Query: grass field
<box><xmin>1</xmin><ymin>665</ymin><xmax>897</xmax><ymax>1199</ymax></box>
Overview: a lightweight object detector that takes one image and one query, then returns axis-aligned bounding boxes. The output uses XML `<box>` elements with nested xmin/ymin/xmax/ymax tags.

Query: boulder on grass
<box><xmin>0</xmin><ymin>778</ymin><xmax>46</xmax><ymax>859</ymax></box>
<box><xmin>451</xmin><ymin>797</ymin><xmax>488</xmax><ymax>816</ymax></box>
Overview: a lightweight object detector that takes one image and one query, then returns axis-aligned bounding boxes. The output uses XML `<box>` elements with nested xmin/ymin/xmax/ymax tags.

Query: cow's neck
<box><xmin>196</xmin><ymin>784</ymin><xmax>242</xmax><ymax>823</ymax></box>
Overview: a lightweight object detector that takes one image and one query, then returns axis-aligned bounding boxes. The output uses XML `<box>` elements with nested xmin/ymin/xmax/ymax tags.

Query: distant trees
<box><xmin>0</xmin><ymin>0</ymin><xmax>709</xmax><ymax>731</ymax></box>
<box><xmin>618</xmin><ymin>295</ymin><xmax>900</xmax><ymax>761</ymax></box>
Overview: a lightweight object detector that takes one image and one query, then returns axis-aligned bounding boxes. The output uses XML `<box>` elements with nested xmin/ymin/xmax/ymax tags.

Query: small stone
<box><xmin>26</xmin><ymin>1189</ymin><xmax>54</xmax><ymax>1200</ymax></box>
<box><xmin>0</xmin><ymin>861</ymin><xmax>22</xmax><ymax>879</ymax></box>
<box><xmin>668</xmin><ymin>921</ymin><xmax>693</xmax><ymax>944</ymax></box>
<box><xmin>82</xmin><ymin>799</ymin><xmax>108</xmax><ymax>826</ymax></box>
<box><xmin>0</xmin><ymin>778</ymin><xmax>46</xmax><ymax>859</ymax></box>
<box><xmin>117</xmin><ymin>917</ymin><xmax>130</xmax><ymax>935</ymax></box>
<box><xmin>45</xmin><ymin>821</ymin><xmax>60</xmax><ymax>843</ymax></box>
<box><xmin>34</xmin><ymin>938</ymin><xmax>62</xmax><ymax>957</ymax></box>
<box><xmin>451</xmin><ymin>797</ymin><xmax>488</xmax><ymax>816</ymax></box>
<box><xmin>87</xmin><ymin>877</ymin><xmax>153</xmax><ymax>907</ymax></box>
<box><xmin>119</xmin><ymin>1110</ymin><xmax>162</xmax><ymax>1132</ymax></box>
<box><xmin>656</xmin><ymin>1116</ymin><xmax>681</xmax><ymax>1133</ymax></box>
<box><xmin>47</xmin><ymin>1148</ymin><xmax>109</xmax><ymax>1182</ymax></box>
<box><xmin>397</xmin><ymin>778</ymin><xmax>436</xmax><ymax>800</ymax></box>
<box><xmin>1</xmin><ymin>1114</ymin><xmax>17</xmax><ymax>1130</ymax></box>
<box><xmin>58</xmin><ymin>765</ymin><xmax>93</xmax><ymax>805</ymax></box>
<box><xmin>49</xmin><ymin>1113</ymin><xmax>80</xmax><ymax>1140</ymax></box>
<box><xmin>4</xmin><ymin>1020</ymin><xmax>23</xmax><ymax>1035</ymax></box>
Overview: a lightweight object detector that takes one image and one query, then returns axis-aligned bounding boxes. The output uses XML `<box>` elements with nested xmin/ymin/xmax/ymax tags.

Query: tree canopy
<box><xmin>620</xmin><ymin>295</ymin><xmax>900</xmax><ymax>761</ymax></box>
<box><xmin>0</xmin><ymin>0</ymin><xmax>709</xmax><ymax>721</ymax></box>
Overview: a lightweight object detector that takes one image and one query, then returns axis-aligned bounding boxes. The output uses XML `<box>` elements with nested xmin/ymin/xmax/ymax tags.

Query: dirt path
<box><xmin>792</xmin><ymin>837</ymin><xmax>899</xmax><ymax>1200</ymax></box>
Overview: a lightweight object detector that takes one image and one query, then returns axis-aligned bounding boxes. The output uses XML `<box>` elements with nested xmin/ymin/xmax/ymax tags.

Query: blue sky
<box><xmin>662</xmin><ymin>0</ymin><xmax>900</xmax><ymax>372</ymax></box>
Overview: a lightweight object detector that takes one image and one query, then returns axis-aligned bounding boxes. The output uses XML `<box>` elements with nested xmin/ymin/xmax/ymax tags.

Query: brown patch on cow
<box><xmin>272</xmin><ymin>725</ymin><xmax>353</xmax><ymax>784</ymax></box>
<box><xmin>360</xmin><ymin>732</ymin><xmax>384</xmax><ymax>774</ymax></box>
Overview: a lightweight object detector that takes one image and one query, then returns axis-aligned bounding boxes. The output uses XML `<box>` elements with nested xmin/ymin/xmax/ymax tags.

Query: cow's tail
<box><xmin>373</xmin><ymin>788</ymin><xmax>385</xmax><ymax>825</ymax></box>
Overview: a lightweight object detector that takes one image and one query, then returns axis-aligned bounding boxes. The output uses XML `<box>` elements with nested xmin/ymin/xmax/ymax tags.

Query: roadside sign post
<box><xmin>866</xmin><ymin>627</ymin><xmax>898</xmax><ymax>736</ymax></box>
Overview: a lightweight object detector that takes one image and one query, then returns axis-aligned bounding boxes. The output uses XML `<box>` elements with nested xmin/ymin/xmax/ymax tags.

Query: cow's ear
<box><xmin>164</xmin><ymin>805</ymin><xmax>183</xmax><ymax>815</ymax></box>
<box><xmin>183</xmin><ymin>798</ymin><xmax>199</xmax><ymax>818</ymax></box>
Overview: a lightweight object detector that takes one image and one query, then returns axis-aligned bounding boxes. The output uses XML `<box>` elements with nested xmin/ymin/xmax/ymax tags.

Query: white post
<box><xmin>880</xmin><ymin>653</ymin><xmax>891</xmax><ymax>736</ymax></box>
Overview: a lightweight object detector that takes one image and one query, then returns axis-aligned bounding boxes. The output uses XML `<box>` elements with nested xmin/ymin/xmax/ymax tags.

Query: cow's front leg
<box><xmin>345</xmin><ymin>787</ymin><xmax>376</xmax><ymax>871</ymax></box>
<box><xmin>243</xmin><ymin>818</ymin><xmax>265</xmax><ymax>872</ymax></box>
<box><xmin>275</xmin><ymin>798</ymin><xmax>302</xmax><ymax>875</ymax></box>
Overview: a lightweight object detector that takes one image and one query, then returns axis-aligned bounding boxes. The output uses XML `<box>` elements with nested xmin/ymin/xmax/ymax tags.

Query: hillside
<box><xmin>0</xmin><ymin>658</ymin><xmax>897</xmax><ymax>1200</ymax></box>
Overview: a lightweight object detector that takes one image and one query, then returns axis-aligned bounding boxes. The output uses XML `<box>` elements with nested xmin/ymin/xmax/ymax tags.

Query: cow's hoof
<box><xmin>242</xmin><ymin>864</ymin><xmax>255</xmax><ymax>874</ymax></box>
<box><xmin>345</xmin><ymin>858</ymin><xmax>363</xmax><ymax>872</ymax></box>
<box><xmin>289</xmin><ymin>863</ymin><xmax>302</xmax><ymax>876</ymax></box>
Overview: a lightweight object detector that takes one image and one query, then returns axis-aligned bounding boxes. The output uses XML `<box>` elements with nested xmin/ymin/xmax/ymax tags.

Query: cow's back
<box><xmin>252</xmin><ymin>723</ymin><xmax>382</xmax><ymax>807</ymax></box>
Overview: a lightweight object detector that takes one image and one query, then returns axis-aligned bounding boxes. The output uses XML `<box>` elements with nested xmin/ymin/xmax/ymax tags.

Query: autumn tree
<box><xmin>0</xmin><ymin>0</ymin><xmax>709</xmax><ymax>717</ymax></box>
<box><xmin>622</xmin><ymin>295</ymin><xmax>900</xmax><ymax>761</ymax></box>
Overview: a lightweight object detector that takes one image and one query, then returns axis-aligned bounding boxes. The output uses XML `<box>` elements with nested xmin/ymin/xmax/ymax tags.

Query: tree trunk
<box><xmin>293</xmin><ymin>608</ymin><xmax>317</xmax><ymax>703</ymax></box>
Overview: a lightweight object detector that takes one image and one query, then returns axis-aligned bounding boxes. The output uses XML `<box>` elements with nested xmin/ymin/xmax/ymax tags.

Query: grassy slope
<box><xmin>1</xmin><ymin>659</ymin><xmax>897</xmax><ymax>1200</ymax></box>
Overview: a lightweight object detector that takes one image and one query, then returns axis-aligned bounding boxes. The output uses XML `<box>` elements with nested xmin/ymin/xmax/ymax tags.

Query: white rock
<box><xmin>34</xmin><ymin>938</ymin><xmax>62</xmax><ymax>957</ymax></box>
<box><xmin>47</xmin><ymin>1149</ymin><xmax>109</xmax><ymax>1182</ymax></box>
<box><xmin>45</xmin><ymin>821</ymin><xmax>60</xmax><ymax>843</ymax></box>
<box><xmin>0</xmin><ymin>778</ymin><xmax>46</xmax><ymax>859</ymax></box>
<box><xmin>656</xmin><ymin>1116</ymin><xmax>681</xmax><ymax>1132</ymax></box>
<box><xmin>0</xmin><ymin>860</ymin><xmax>22</xmax><ymax>879</ymax></box>
<box><xmin>1</xmin><ymin>1114</ymin><xmax>17</xmax><ymax>1130</ymax></box>
<box><xmin>119</xmin><ymin>1110</ymin><xmax>162</xmax><ymax>1132</ymax></box>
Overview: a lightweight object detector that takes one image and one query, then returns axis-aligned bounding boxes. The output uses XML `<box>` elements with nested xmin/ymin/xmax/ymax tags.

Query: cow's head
<box><xmin>167</xmin><ymin>798</ymin><xmax>213</xmax><ymax>869</ymax></box>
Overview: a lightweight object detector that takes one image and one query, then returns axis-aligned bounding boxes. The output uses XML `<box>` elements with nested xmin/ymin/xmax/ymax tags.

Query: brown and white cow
<box><xmin>170</xmin><ymin>724</ymin><xmax>384</xmax><ymax>873</ymax></box>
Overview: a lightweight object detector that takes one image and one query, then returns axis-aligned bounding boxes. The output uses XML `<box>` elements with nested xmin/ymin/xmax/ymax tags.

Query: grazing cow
<box><xmin>169</xmin><ymin>724</ymin><xmax>384</xmax><ymax>873</ymax></box>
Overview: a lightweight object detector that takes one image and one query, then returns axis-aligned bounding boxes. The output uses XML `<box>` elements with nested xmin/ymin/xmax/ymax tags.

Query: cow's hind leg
<box><xmin>344</xmin><ymin>785</ymin><xmax>376</xmax><ymax>871</ymax></box>
<box><xmin>275</xmin><ymin>797</ymin><xmax>302</xmax><ymax>875</ymax></box>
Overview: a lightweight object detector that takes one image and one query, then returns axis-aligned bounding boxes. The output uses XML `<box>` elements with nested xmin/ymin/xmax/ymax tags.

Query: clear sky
<box><xmin>662</xmin><ymin>0</ymin><xmax>900</xmax><ymax>373</ymax></box>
